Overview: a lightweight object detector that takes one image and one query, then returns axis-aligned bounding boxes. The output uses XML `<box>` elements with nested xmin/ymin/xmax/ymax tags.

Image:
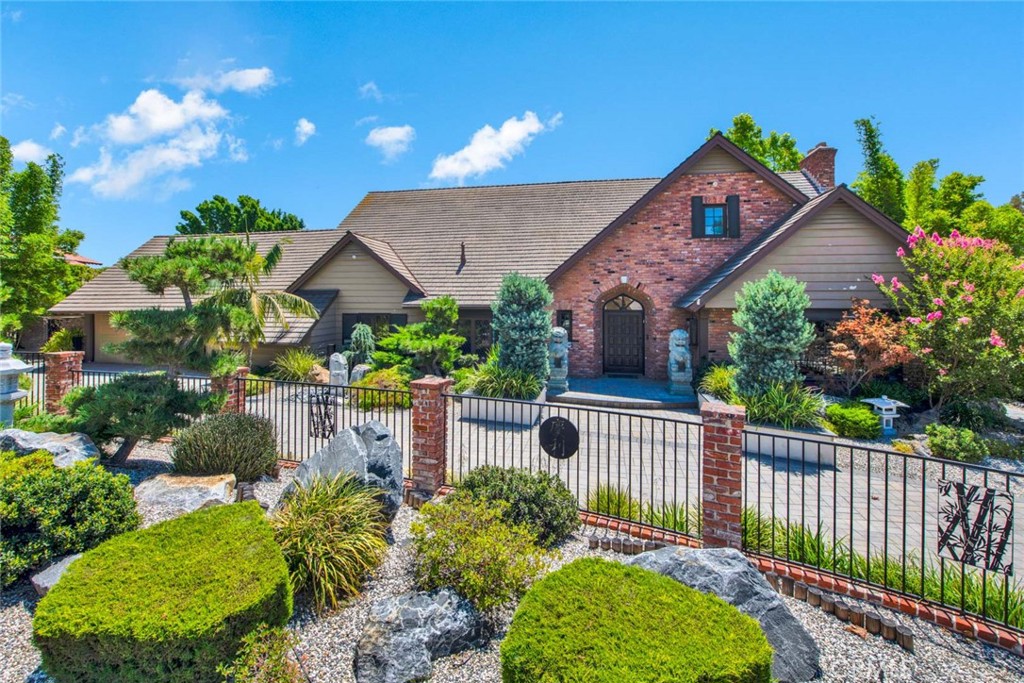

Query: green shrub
<box><xmin>344</xmin><ymin>322</ymin><xmax>376</xmax><ymax>367</ymax></box>
<box><xmin>698</xmin><ymin>364</ymin><xmax>738</xmax><ymax>401</ymax></box>
<box><xmin>491</xmin><ymin>273</ymin><xmax>553</xmax><ymax>381</ymax></box>
<box><xmin>459</xmin><ymin>345</ymin><xmax>544</xmax><ymax>400</ymax></box>
<box><xmin>18</xmin><ymin>372</ymin><xmax>32</xmax><ymax>390</ymax></box>
<box><xmin>454</xmin><ymin>466</ymin><xmax>579</xmax><ymax>547</ymax></box>
<box><xmin>16</xmin><ymin>410</ymin><xmax>80</xmax><ymax>434</ymax></box>
<box><xmin>245</xmin><ymin>373</ymin><xmax>275</xmax><ymax>396</ymax></box>
<box><xmin>173</xmin><ymin>413</ymin><xmax>278</xmax><ymax>482</ymax></box>
<box><xmin>984</xmin><ymin>438</ymin><xmax>1024</xmax><ymax>461</ymax></box>
<box><xmin>411</xmin><ymin>496</ymin><xmax>548</xmax><ymax>612</ymax></box>
<box><xmin>1</xmin><ymin>451</ymin><xmax>139</xmax><ymax>587</ymax></box>
<box><xmin>270</xmin><ymin>348</ymin><xmax>324</xmax><ymax>382</ymax></box>
<box><xmin>33</xmin><ymin>503</ymin><xmax>291</xmax><ymax>683</ymax></box>
<box><xmin>350</xmin><ymin>367</ymin><xmax>412</xmax><ymax>410</ymax></box>
<box><xmin>741</xmin><ymin>382</ymin><xmax>823</xmax><ymax>429</ymax></box>
<box><xmin>271</xmin><ymin>474</ymin><xmax>388</xmax><ymax>612</ymax></box>
<box><xmin>939</xmin><ymin>400</ymin><xmax>1006</xmax><ymax>431</ymax></box>
<box><xmin>825</xmin><ymin>402</ymin><xmax>882</xmax><ymax>439</ymax></box>
<box><xmin>217</xmin><ymin>624</ymin><xmax>301</xmax><ymax>683</ymax></box>
<box><xmin>40</xmin><ymin>328</ymin><xmax>81</xmax><ymax>353</ymax></box>
<box><xmin>500</xmin><ymin>558</ymin><xmax>772</xmax><ymax>683</ymax></box>
<box><xmin>926</xmin><ymin>423</ymin><xmax>990</xmax><ymax>463</ymax></box>
<box><xmin>857</xmin><ymin>378</ymin><xmax>928</xmax><ymax>408</ymax></box>
<box><xmin>372</xmin><ymin>296</ymin><xmax>469</xmax><ymax>377</ymax></box>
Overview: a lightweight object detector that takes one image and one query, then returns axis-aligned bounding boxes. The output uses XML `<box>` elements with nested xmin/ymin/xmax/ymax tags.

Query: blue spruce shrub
<box><xmin>491</xmin><ymin>273</ymin><xmax>553</xmax><ymax>381</ymax></box>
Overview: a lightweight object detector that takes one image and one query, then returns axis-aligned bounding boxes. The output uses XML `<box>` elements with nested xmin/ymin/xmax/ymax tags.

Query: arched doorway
<box><xmin>602</xmin><ymin>294</ymin><xmax>644</xmax><ymax>374</ymax></box>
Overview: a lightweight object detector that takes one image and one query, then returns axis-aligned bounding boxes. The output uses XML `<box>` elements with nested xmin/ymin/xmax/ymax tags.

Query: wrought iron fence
<box><xmin>71</xmin><ymin>369</ymin><xmax>211</xmax><ymax>394</ymax></box>
<box><xmin>444</xmin><ymin>393</ymin><xmax>704</xmax><ymax>540</ymax></box>
<box><xmin>13</xmin><ymin>351</ymin><xmax>45</xmax><ymax>416</ymax></box>
<box><xmin>742</xmin><ymin>428</ymin><xmax>1024</xmax><ymax>633</ymax></box>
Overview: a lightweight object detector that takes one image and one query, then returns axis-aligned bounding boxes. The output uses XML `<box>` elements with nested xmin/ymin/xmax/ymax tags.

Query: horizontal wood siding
<box><xmin>705</xmin><ymin>203</ymin><xmax>907</xmax><ymax>309</ymax></box>
<box><xmin>94</xmin><ymin>313</ymin><xmax>132</xmax><ymax>364</ymax></box>
<box><xmin>306</xmin><ymin>299</ymin><xmax>338</xmax><ymax>355</ymax></box>
<box><xmin>689</xmin><ymin>147</ymin><xmax>750</xmax><ymax>174</ymax></box>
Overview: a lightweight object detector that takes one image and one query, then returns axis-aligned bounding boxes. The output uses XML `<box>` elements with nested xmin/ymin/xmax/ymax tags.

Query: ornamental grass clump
<box><xmin>454</xmin><ymin>466</ymin><xmax>579</xmax><ymax>547</ymax></box>
<box><xmin>172</xmin><ymin>413</ymin><xmax>278</xmax><ymax>482</ymax></box>
<box><xmin>271</xmin><ymin>473</ymin><xmax>389</xmax><ymax>612</ymax></box>
<box><xmin>411</xmin><ymin>496</ymin><xmax>548</xmax><ymax>612</ymax></box>
<box><xmin>500</xmin><ymin>558</ymin><xmax>773</xmax><ymax>683</ymax></box>
<box><xmin>270</xmin><ymin>348</ymin><xmax>325</xmax><ymax>382</ymax></box>
<box><xmin>32</xmin><ymin>503</ymin><xmax>291</xmax><ymax>683</ymax></box>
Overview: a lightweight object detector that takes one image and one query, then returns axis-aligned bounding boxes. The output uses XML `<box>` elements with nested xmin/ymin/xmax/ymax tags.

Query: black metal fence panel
<box><xmin>13</xmin><ymin>351</ymin><xmax>45</xmax><ymax>417</ymax></box>
<box><xmin>742</xmin><ymin>428</ymin><xmax>1024</xmax><ymax>633</ymax></box>
<box><xmin>445</xmin><ymin>394</ymin><xmax>703</xmax><ymax>540</ymax></box>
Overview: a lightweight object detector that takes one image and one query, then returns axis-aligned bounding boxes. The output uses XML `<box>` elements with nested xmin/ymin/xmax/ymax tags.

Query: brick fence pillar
<box><xmin>409</xmin><ymin>376</ymin><xmax>452</xmax><ymax>495</ymax></box>
<box><xmin>701</xmin><ymin>400</ymin><xmax>746</xmax><ymax>550</ymax></box>
<box><xmin>212</xmin><ymin>366</ymin><xmax>249</xmax><ymax>413</ymax></box>
<box><xmin>43</xmin><ymin>351</ymin><xmax>84</xmax><ymax>414</ymax></box>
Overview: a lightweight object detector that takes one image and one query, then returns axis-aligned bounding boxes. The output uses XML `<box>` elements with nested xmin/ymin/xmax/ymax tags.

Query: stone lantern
<box><xmin>0</xmin><ymin>343</ymin><xmax>30</xmax><ymax>428</ymax></box>
<box><xmin>859</xmin><ymin>395</ymin><xmax>909</xmax><ymax>437</ymax></box>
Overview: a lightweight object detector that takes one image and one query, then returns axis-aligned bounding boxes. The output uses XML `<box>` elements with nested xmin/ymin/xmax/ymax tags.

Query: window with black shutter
<box><xmin>691</xmin><ymin>195</ymin><xmax>741</xmax><ymax>238</ymax></box>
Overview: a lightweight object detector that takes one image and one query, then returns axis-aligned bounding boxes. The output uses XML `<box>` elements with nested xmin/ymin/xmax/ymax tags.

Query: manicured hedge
<box><xmin>33</xmin><ymin>502</ymin><xmax>292</xmax><ymax>683</ymax></box>
<box><xmin>500</xmin><ymin>558</ymin><xmax>772</xmax><ymax>683</ymax></box>
<box><xmin>825</xmin><ymin>402</ymin><xmax>882</xmax><ymax>439</ymax></box>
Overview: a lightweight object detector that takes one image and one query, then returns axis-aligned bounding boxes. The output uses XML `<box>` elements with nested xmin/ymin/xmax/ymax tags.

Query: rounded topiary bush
<box><xmin>32</xmin><ymin>502</ymin><xmax>292</xmax><ymax>683</ymax></box>
<box><xmin>172</xmin><ymin>412</ymin><xmax>278</xmax><ymax>482</ymax></box>
<box><xmin>454</xmin><ymin>466</ymin><xmax>579</xmax><ymax>547</ymax></box>
<box><xmin>500</xmin><ymin>558</ymin><xmax>773</xmax><ymax>683</ymax></box>
<box><xmin>825</xmin><ymin>402</ymin><xmax>882</xmax><ymax>439</ymax></box>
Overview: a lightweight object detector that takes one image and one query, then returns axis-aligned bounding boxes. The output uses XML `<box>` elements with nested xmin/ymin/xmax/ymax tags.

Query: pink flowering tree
<box><xmin>874</xmin><ymin>228</ymin><xmax>1024</xmax><ymax>409</ymax></box>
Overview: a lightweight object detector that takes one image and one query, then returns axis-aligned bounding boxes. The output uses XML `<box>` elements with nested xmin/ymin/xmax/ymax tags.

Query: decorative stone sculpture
<box><xmin>329</xmin><ymin>352</ymin><xmax>349</xmax><ymax>387</ymax></box>
<box><xmin>668</xmin><ymin>329</ymin><xmax>693</xmax><ymax>395</ymax></box>
<box><xmin>547</xmin><ymin>327</ymin><xmax>569</xmax><ymax>393</ymax></box>
<box><xmin>0</xmin><ymin>343</ymin><xmax>29</xmax><ymax>428</ymax></box>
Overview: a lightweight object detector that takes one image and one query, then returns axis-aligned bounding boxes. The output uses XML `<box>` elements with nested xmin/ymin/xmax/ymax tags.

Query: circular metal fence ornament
<box><xmin>539</xmin><ymin>416</ymin><xmax>579</xmax><ymax>460</ymax></box>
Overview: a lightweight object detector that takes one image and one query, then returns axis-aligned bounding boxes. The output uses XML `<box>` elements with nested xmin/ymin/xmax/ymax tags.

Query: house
<box><xmin>49</xmin><ymin>134</ymin><xmax>908</xmax><ymax>378</ymax></box>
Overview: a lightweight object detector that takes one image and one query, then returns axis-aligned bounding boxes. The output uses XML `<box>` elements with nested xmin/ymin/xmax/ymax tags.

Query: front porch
<box><xmin>548</xmin><ymin>376</ymin><xmax>697</xmax><ymax>412</ymax></box>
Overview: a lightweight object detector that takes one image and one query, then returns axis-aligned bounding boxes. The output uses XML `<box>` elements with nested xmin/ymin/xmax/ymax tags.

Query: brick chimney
<box><xmin>799</xmin><ymin>142</ymin><xmax>837</xmax><ymax>191</ymax></box>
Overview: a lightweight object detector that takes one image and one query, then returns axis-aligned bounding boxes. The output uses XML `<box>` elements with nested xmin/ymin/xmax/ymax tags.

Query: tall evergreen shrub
<box><xmin>491</xmin><ymin>273</ymin><xmax>553</xmax><ymax>381</ymax></box>
<box><xmin>728</xmin><ymin>270</ymin><xmax>814</xmax><ymax>395</ymax></box>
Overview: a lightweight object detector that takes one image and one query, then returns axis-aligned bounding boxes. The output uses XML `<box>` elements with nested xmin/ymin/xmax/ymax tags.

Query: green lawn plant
<box><xmin>32</xmin><ymin>502</ymin><xmax>292</xmax><ymax>683</ymax></box>
<box><xmin>500</xmin><ymin>558</ymin><xmax>773</xmax><ymax>683</ymax></box>
<box><xmin>271</xmin><ymin>473</ymin><xmax>389</xmax><ymax>613</ymax></box>
<box><xmin>411</xmin><ymin>496</ymin><xmax>548</xmax><ymax>612</ymax></box>
<box><xmin>698</xmin><ymin>364</ymin><xmax>738</xmax><ymax>401</ymax></box>
<box><xmin>453</xmin><ymin>466</ymin><xmax>579</xmax><ymax>547</ymax></box>
<box><xmin>457</xmin><ymin>345</ymin><xmax>544</xmax><ymax>401</ymax></box>
<box><xmin>586</xmin><ymin>485</ymin><xmax>701</xmax><ymax>537</ymax></box>
<box><xmin>172</xmin><ymin>413</ymin><xmax>278</xmax><ymax>482</ymax></box>
<box><xmin>40</xmin><ymin>327</ymin><xmax>80</xmax><ymax>352</ymax></box>
<box><xmin>1</xmin><ymin>450</ymin><xmax>139</xmax><ymax>586</ymax></box>
<box><xmin>741</xmin><ymin>382</ymin><xmax>823</xmax><ymax>430</ymax></box>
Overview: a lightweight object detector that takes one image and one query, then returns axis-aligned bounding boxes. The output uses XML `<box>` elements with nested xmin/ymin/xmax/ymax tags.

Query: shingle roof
<box><xmin>263</xmin><ymin>289</ymin><xmax>337</xmax><ymax>344</ymax></box>
<box><xmin>335</xmin><ymin>179</ymin><xmax>661</xmax><ymax>306</ymax></box>
<box><xmin>50</xmin><ymin>230</ymin><xmax>345</xmax><ymax>313</ymax></box>
<box><xmin>777</xmin><ymin>170</ymin><xmax>823</xmax><ymax>198</ymax></box>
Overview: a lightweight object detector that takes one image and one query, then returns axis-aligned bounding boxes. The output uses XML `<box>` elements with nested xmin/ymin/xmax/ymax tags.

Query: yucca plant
<box><xmin>271</xmin><ymin>473</ymin><xmax>389</xmax><ymax>612</ymax></box>
<box><xmin>270</xmin><ymin>348</ymin><xmax>325</xmax><ymax>382</ymax></box>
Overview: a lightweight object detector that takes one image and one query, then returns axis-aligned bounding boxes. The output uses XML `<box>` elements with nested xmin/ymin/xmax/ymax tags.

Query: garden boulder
<box><xmin>0</xmin><ymin>429</ymin><xmax>99</xmax><ymax>467</ymax></box>
<box><xmin>350</xmin><ymin>363</ymin><xmax>372</xmax><ymax>383</ymax></box>
<box><xmin>354</xmin><ymin>588</ymin><xmax>484</xmax><ymax>683</ymax></box>
<box><xmin>30</xmin><ymin>553</ymin><xmax>82</xmax><ymax>597</ymax></box>
<box><xmin>628</xmin><ymin>546</ymin><xmax>821</xmax><ymax>683</ymax></box>
<box><xmin>279</xmin><ymin>420</ymin><xmax>403</xmax><ymax>518</ymax></box>
<box><xmin>134</xmin><ymin>473</ymin><xmax>236</xmax><ymax>521</ymax></box>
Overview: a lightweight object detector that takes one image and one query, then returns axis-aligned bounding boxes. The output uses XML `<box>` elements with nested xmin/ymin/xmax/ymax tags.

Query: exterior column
<box><xmin>212</xmin><ymin>366</ymin><xmax>249</xmax><ymax>414</ymax></box>
<box><xmin>701</xmin><ymin>400</ymin><xmax>746</xmax><ymax>550</ymax></box>
<box><xmin>43</xmin><ymin>351</ymin><xmax>84</xmax><ymax>414</ymax></box>
<box><xmin>409</xmin><ymin>376</ymin><xmax>452</xmax><ymax>495</ymax></box>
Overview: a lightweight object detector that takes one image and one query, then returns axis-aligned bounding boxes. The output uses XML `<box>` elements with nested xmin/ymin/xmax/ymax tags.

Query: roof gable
<box><xmin>546</xmin><ymin>134</ymin><xmax>811</xmax><ymax>284</ymax></box>
<box><xmin>290</xmin><ymin>231</ymin><xmax>425</xmax><ymax>295</ymax></box>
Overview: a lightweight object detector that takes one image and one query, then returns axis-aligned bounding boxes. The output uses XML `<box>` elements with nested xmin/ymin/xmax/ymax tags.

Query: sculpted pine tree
<box><xmin>728</xmin><ymin>270</ymin><xmax>815</xmax><ymax>396</ymax></box>
<box><xmin>491</xmin><ymin>273</ymin><xmax>553</xmax><ymax>380</ymax></box>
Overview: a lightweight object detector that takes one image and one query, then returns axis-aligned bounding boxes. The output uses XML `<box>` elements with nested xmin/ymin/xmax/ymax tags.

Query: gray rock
<box><xmin>279</xmin><ymin>420</ymin><xmax>403</xmax><ymax>518</ymax></box>
<box><xmin>134</xmin><ymin>473</ymin><xmax>236</xmax><ymax>518</ymax></box>
<box><xmin>31</xmin><ymin>553</ymin><xmax>82</xmax><ymax>596</ymax></box>
<box><xmin>354</xmin><ymin>588</ymin><xmax>484</xmax><ymax>683</ymax></box>
<box><xmin>350</xmin><ymin>364</ymin><xmax>372</xmax><ymax>383</ymax></box>
<box><xmin>0</xmin><ymin>429</ymin><xmax>100</xmax><ymax>467</ymax></box>
<box><xmin>628</xmin><ymin>546</ymin><xmax>821</xmax><ymax>683</ymax></box>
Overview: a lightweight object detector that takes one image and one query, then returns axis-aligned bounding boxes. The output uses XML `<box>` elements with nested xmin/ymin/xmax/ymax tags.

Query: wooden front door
<box><xmin>603</xmin><ymin>296</ymin><xmax>645</xmax><ymax>374</ymax></box>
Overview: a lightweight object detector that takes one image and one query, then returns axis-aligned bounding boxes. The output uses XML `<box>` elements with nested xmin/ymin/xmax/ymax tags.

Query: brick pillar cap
<box><xmin>42</xmin><ymin>350</ymin><xmax>85</xmax><ymax>358</ymax></box>
<box><xmin>235</xmin><ymin>366</ymin><xmax>250</xmax><ymax>377</ymax></box>
<box><xmin>700</xmin><ymin>400</ymin><xmax>746</xmax><ymax>420</ymax></box>
<box><xmin>410</xmin><ymin>376</ymin><xmax>454</xmax><ymax>389</ymax></box>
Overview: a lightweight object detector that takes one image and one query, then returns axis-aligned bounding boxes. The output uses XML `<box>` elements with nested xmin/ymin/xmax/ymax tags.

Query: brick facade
<box><xmin>409</xmin><ymin>376</ymin><xmax>452</xmax><ymax>494</ymax></box>
<box><xmin>705</xmin><ymin>308</ymin><xmax>740</xmax><ymax>363</ymax></box>
<box><xmin>551</xmin><ymin>171</ymin><xmax>798</xmax><ymax>379</ymax></box>
<box><xmin>700</xmin><ymin>400</ymin><xmax>745</xmax><ymax>549</ymax></box>
<box><xmin>43</xmin><ymin>351</ymin><xmax>84</xmax><ymax>414</ymax></box>
<box><xmin>799</xmin><ymin>143</ymin><xmax>837</xmax><ymax>191</ymax></box>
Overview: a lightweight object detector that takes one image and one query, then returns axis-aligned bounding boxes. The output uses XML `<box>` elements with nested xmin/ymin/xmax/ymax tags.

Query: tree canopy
<box><xmin>0</xmin><ymin>136</ymin><xmax>94</xmax><ymax>342</ymax></box>
<box><xmin>176</xmin><ymin>194</ymin><xmax>304</xmax><ymax>234</ymax></box>
<box><xmin>708</xmin><ymin>114</ymin><xmax>803</xmax><ymax>172</ymax></box>
<box><xmin>851</xmin><ymin>117</ymin><xmax>906</xmax><ymax>225</ymax></box>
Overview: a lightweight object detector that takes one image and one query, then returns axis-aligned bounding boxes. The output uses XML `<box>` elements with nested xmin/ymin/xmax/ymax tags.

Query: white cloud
<box><xmin>69</xmin><ymin>125</ymin><xmax>222</xmax><ymax>199</ymax></box>
<box><xmin>294</xmin><ymin>118</ymin><xmax>316</xmax><ymax>146</ymax></box>
<box><xmin>50</xmin><ymin>123</ymin><xmax>67</xmax><ymax>140</ymax></box>
<box><xmin>429</xmin><ymin>111</ymin><xmax>562</xmax><ymax>184</ymax></box>
<box><xmin>355</xmin><ymin>115</ymin><xmax>379</xmax><ymax>127</ymax></box>
<box><xmin>1</xmin><ymin>93</ymin><xmax>32</xmax><ymax>113</ymax></box>
<box><xmin>70</xmin><ymin>126</ymin><xmax>89</xmax><ymax>148</ymax></box>
<box><xmin>358</xmin><ymin>81</ymin><xmax>383</xmax><ymax>102</ymax></box>
<box><xmin>2</xmin><ymin>9</ymin><xmax>23</xmax><ymax>22</ymax></box>
<box><xmin>365</xmin><ymin>125</ymin><xmax>415</xmax><ymax>162</ymax></box>
<box><xmin>226</xmin><ymin>135</ymin><xmax>248</xmax><ymax>162</ymax></box>
<box><xmin>101</xmin><ymin>89</ymin><xmax>227</xmax><ymax>145</ymax></box>
<box><xmin>173</xmin><ymin>67</ymin><xmax>277</xmax><ymax>94</ymax></box>
<box><xmin>11</xmin><ymin>139</ymin><xmax>53</xmax><ymax>163</ymax></box>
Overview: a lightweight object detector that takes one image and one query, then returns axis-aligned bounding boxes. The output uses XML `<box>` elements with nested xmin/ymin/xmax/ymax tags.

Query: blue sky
<box><xmin>2</xmin><ymin>2</ymin><xmax>1022</xmax><ymax>266</ymax></box>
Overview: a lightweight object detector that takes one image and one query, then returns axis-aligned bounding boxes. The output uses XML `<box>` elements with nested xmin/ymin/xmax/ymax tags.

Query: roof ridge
<box><xmin>145</xmin><ymin>227</ymin><xmax>343</xmax><ymax>239</ymax></box>
<box><xmin>366</xmin><ymin>177</ymin><xmax>662</xmax><ymax>195</ymax></box>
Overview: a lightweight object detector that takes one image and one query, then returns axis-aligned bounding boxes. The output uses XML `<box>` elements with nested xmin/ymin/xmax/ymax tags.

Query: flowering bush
<box><xmin>874</xmin><ymin>228</ymin><xmax>1024</xmax><ymax>408</ymax></box>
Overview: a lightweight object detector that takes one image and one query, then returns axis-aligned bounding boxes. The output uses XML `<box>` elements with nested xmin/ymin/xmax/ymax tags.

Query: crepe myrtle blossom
<box><xmin>933</xmin><ymin>298</ymin><xmax>945</xmax><ymax>307</ymax></box>
<box><xmin>963</xmin><ymin>282</ymin><xmax>975</xmax><ymax>293</ymax></box>
<box><xmin>990</xmin><ymin>330</ymin><xmax>1006</xmax><ymax>348</ymax></box>
<box><xmin>926</xmin><ymin>311</ymin><xmax>943</xmax><ymax>322</ymax></box>
<box><xmin>961</xmin><ymin>294</ymin><xmax>974</xmax><ymax>303</ymax></box>
<box><xmin>906</xmin><ymin>316</ymin><xmax>922</xmax><ymax>325</ymax></box>
<box><xmin>939</xmin><ymin>368</ymin><xmax>948</xmax><ymax>376</ymax></box>
<box><xmin>920</xmin><ymin>347</ymin><xmax>933</xmax><ymax>354</ymax></box>
<box><xmin>1017</xmin><ymin>288</ymin><xmax>1024</xmax><ymax>298</ymax></box>
<box><xmin>890</xmin><ymin>277</ymin><xmax>902</xmax><ymax>290</ymax></box>
<box><xmin>896</xmin><ymin>247</ymin><xmax>906</xmax><ymax>258</ymax></box>
<box><xmin>871</xmin><ymin>273</ymin><xmax>885</xmax><ymax>285</ymax></box>
<box><xmin>957</xmin><ymin>317</ymin><xmax>971</xmax><ymax>325</ymax></box>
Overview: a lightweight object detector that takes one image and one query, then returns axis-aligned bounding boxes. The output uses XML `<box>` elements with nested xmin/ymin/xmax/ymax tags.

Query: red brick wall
<box><xmin>706</xmin><ymin>309</ymin><xmax>739</xmax><ymax>363</ymax></box>
<box><xmin>44</xmin><ymin>351</ymin><xmax>84</xmax><ymax>414</ymax></box>
<box><xmin>410</xmin><ymin>376</ymin><xmax>452</xmax><ymax>494</ymax></box>
<box><xmin>700</xmin><ymin>401</ymin><xmax>745</xmax><ymax>549</ymax></box>
<box><xmin>551</xmin><ymin>171</ymin><xmax>798</xmax><ymax>379</ymax></box>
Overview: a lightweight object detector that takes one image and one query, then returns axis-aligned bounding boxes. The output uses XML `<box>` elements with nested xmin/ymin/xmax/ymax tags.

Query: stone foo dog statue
<box><xmin>668</xmin><ymin>328</ymin><xmax>693</xmax><ymax>395</ymax></box>
<box><xmin>548</xmin><ymin>326</ymin><xmax>569</xmax><ymax>393</ymax></box>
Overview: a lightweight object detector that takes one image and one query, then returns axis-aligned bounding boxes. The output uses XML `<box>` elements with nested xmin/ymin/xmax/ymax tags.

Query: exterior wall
<box><xmin>705</xmin><ymin>202</ymin><xmax>906</xmax><ymax>310</ymax></box>
<box><xmin>551</xmin><ymin>170</ymin><xmax>799</xmax><ymax>379</ymax></box>
<box><xmin>94</xmin><ymin>313</ymin><xmax>132</xmax><ymax>364</ymax></box>
<box><xmin>305</xmin><ymin>298</ymin><xmax>340</xmax><ymax>355</ymax></box>
<box><xmin>705</xmin><ymin>309</ymin><xmax>740</xmax><ymax>364</ymax></box>
<box><xmin>690</xmin><ymin>147</ymin><xmax>750</xmax><ymax>174</ymax></box>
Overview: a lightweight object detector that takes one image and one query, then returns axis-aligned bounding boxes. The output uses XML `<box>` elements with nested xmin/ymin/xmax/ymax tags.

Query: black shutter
<box><xmin>691</xmin><ymin>196</ymin><xmax>704</xmax><ymax>238</ymax></box>
<box><xmin>726</xmin><ymin>195</ymin><xmax>740</xmax><ymax>237</ymax></box>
